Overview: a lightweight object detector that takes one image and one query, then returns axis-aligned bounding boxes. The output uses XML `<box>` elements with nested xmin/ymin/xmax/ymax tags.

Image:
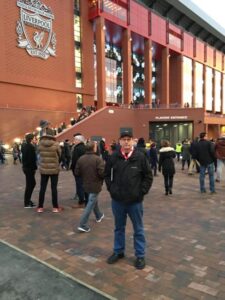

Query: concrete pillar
<box><xmin>161</xmin><ymin>47</ymin><xmax>170</xmax><ymax>107</ymax></box>
<box><xmin>213</xmin><ymin>69</ymin><xmax>216</xmax><ymax>113</ymax></box>
<box><xmin>95</xmin><ymin>17</ymin><xmax>106</xmax><ymax>109</ymax></box>
<box><xmin>144</xmin><ymin>39</ymin><xmax>152</xmax><ymax>106</ymax></box>
<box><xmin>122</xmin><ymin>29</ymin><xmax>132</xmax><ymax>105</ymax></box>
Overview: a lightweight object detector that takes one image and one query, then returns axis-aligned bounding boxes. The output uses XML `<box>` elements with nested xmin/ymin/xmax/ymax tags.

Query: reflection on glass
<box><xmin>205</xmin><ymin>67</ymin><xmax>213</xmax><ymax>111</ymax></box>
<box><xmin>195</xmin><ymin>62</ymin><xmax>203</xmax><ymax>108</ymax></box>
<box><xmin>183</xmin><ymin>57</ymin><xmax>192</xmax><ymax>107</ymax></box>
<box><xmin>215</xmin><ymin>71</ymin><xmax>221</xmax><ymax>112</ymax></box>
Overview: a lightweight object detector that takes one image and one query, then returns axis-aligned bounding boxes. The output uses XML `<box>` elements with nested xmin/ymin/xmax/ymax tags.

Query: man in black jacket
<box><xmin>105</xmin><ymin>131</ymin><xmax>153</xmax><ymax>269</ymax></box>
<box><xmin>71</xmin><ymin>134</ymin><xmax>87</xmax><ymax>206</ymax></box>
<box><xmin>192</xmin><ymin>132</ymin><xmax>216</xmax><ymax>194</ymax></box>
<box><xmin>21</xmin><ymin>133</ymin><xmax>37</xmax><ymax>208</ymax></box>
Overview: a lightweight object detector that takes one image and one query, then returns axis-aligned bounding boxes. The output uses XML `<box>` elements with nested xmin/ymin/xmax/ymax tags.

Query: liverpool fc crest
<box><xmin>16</xmin><ymin>0</ymin><xmax>56</xmax><ymax>59</ymax></box>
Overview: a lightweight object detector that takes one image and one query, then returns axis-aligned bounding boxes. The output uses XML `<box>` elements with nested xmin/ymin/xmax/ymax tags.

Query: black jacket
<box><xmin>192</xmin><ymin>139</ymin><xmax>215</xmax><ymax>166</ymax></box>
<box><xmin>71</xmin><ymin>142</ymin><xmax>86</xmax><ymax>173</ymax></box>
<box><xmin>158</xmin><ymin>147</ymin><xmax>176</xmax><ymax>175</ymax></box>
<box><xmin>105</xmin><ymin>149</ymin><xmax>153</xmax><ymax>204</ymax></box>
<box><xmin>21</xmin><ymin>142</ymin><xmax>37</xmax><ymax>171</ymax></box>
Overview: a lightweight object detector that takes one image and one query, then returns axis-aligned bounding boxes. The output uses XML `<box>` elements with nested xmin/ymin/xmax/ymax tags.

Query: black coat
<box><xmin>105</xmin><ymin>149</ymin><xmax>153</xmax><ymax>204</ymax></box>
<box><xmin>71</xmin><ymin>142</ymin><xmax>86</xmax><ymax>173</ymax></box>
<box><xmin>158</xmin><ymin>147</ymin><xmax>176</xmax><ymax>175</ymax></box>
<box><xmin>191</xmin><ymin>139</ymin><xmax>215</xmax><ymax>166</ymax></box>
<box><xmin>21</xmin><ymin>142</ymin><xmax>37</xmax><ymax>171</ymax></box>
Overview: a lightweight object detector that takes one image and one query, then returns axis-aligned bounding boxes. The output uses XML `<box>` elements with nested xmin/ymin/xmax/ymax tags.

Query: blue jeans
<box><xmin>111</xmin><ymin>200</ymin><xmax>145</xmax><ymax>258</ymax></box>
<box><xmin>199</xmin><ymin>163</ymin><xmax>215</xmax><ymax>192</ymax></box>
<box><xmin>216</xmin><ymin>159</ymin><xmax>225</xmax><ymax>181</ymax></box>
<box><xmin>79</xmin><ymin>193</ymin><xmax>102</xmax><ymax>227</ymax></box>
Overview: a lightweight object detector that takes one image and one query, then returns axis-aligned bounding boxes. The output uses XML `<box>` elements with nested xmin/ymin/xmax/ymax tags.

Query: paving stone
<box><xmin>1</xmin><ymin>161</ymin><xmax>225</xmax><ymax>298</ymax></box>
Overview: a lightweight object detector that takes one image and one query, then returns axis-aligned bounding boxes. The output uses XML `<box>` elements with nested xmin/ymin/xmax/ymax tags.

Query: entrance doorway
<box><xmin>149</xmin><ymin>122</ymin><xmax>193</xmax><ymax>148</ymax></box>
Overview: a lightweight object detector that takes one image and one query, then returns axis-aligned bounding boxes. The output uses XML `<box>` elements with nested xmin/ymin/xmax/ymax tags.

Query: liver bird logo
<box><xmin>33</xmin><ymin>31</ymin><xmax>45</xmax><ymax>49</ymax></box>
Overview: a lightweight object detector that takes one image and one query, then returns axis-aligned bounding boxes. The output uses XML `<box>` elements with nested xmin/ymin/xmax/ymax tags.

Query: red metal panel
<box><xmin>151</xmin><ymin>13</ymin><xmax>167</xmax><ymax>45</ymax></box>
<box><xmin>216</xmin><ymin>51</ymin><xmax>222</xmax><ymax>70</ymax></box>
<box><xmin>129</xmin><ymin>1</ymin><xmax>149</xmax><ymax>37</ymax></box>
<box><xmin>207</xmin><ymin>46</ymin><xmax>214</xmax><ymax>67</ymax></box>
<box><xmin>182</xmin><ymin>32</ymin><xmax>193</xmax><ymax>57</ymax></box>
<box><xmin>195</xmin><ymin>40</ymin><xmax>205</xmax><ymax>63</ymax></box>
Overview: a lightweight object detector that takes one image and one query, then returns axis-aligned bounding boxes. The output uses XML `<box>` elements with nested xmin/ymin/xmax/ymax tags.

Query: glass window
<box><xmin>105</xmin><ymin>57</ymin><xmax>117</xmax><ymax>103</ymax></box>
<box><xmin>76</xmin><ymin>94</ymin><xmax>83</xmax><ymax>112</ymax></box>
<box><xmin>205</xmin><ymin>67</ymin><xmax>213</xmax><ymax>111</ymax></box>
<box><xmin>195</xmin><ymin>62</ymin><xmax>204</xmax><ymax>108</ymax></box>
<box><xmin>183</xmin><ymin>57</ymin><xmax>192</xmax><ymax>107</ymax></box>
<box><xmin>102</xmin><ymin>0</ymin><xmax>127</xmax><ymax>22</ymax></box>
<box><xmin>74</xmin><ymin>16</ymin><xmax>81</xmax><ymax>43</ymax></box>
<box><xmin>223</xmin><ymin>74</ymin><xmax>225</xmax><ymax>114</ymax></box>
<box><xmin>215</xmin><ymin>71</ymin><xmax>221</xmax><ymax>112</ymax></box>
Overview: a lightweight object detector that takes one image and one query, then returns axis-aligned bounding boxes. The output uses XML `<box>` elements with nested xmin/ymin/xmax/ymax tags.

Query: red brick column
<box><xmin>122</xmin><ymin>29</ymin><xmax>132</xmax><ymax>105</ymax></box>
<box><xmin>144</xmin><ymin>39</ymin><xmax>152</xmax><ymax>106</ymax></box>
<box><xmin>161</xmin><ymin>47</ymin><xmax>170</xmax><ymax>107</ymax></box>
<box><xmin>95</xmin><ymin>17</ymin><xmax>106</xmax><ymax>109</ymax></box>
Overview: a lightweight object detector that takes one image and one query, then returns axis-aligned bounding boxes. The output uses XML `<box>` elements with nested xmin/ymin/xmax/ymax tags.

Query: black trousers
<box><xmin>23</xmin><ymin>169</ymin><xmax>36</xmax><ymax>206</ymax></box>
<box><xmin>38</xmin><ymin>174</ymin><xmax>59</xmax><ymax>208</ymax></box>
<box><xmin>163</xmin><ymin>174</ymin><xmax>174</xmax><ymax>192</ymax></box>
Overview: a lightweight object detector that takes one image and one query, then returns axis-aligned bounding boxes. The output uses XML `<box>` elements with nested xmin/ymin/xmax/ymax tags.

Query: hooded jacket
<box><xmin>158</xmin><ymin>147</ymin><xmax>176</xmax><ymax>175</ymax></box>
<box><xmin>215</xmin><ymin>137</ymin><xmax>225</xmax><ymax>160</ymax></box>
<box><xmin>105</xmin><ymin>149</ymin><xmax>153</xmax><ymax>204</ymax></box>
<box><xmin>38</xmin><ymin>135</ymin><xmax>61</xmax><ymax>175</ymax></box>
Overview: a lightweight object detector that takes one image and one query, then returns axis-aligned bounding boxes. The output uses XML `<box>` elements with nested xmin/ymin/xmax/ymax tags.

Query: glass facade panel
<box><xmin>195</xmin><ymin>62</ymin><xmax>204</xmax><ymax>108</ymax></box>
<box><xmin>223</xmin><ymin>74</ymin><xmax>225</xmax><ymax>114</ymax></box>
<box><xmin>183</xmin><ymin>57</ymin><xmax>192</xmax><ymax>107</ymax></box>
<box><xmin>150</xmin><ymin>122</ymin><xmax>193</xmax><ymax>149</ymax></box>
<box><xmin>215</xmin><ymin>71</ymin><xmax>221</xmax><ymax>112</ymax></box>
<box><xmin>105</xmin><ymin>57</ymin><xmax>117</xmax><ymax>103</ymax></box>
<box><xmin>102</xmin><ymin>0</ymin><xmax>127</xmax><ymax>22</ymax></box>
<box><xmin>76</xmin><ymin>94</ymin><xmax>83</xmax><ymax>112</ymax></box>
<box><xmin>74</xmin><ymin>1</ymin><xmax>82</xmax><ymax>88</ymax></box>
<box><xmin>205</xmin><ymin>67</ymin><xmax>213</xmax><ymax>111</ymax></box>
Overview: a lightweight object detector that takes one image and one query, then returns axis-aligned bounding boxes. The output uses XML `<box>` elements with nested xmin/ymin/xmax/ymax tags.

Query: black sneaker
<box><xmin>135</xmin><ymin>257</ymin><xmax>145</xmax><ymax>270</ymax></box>
<box><xmin>77</xmin><ymin>225</ymin><xmax>90</xmax><ymax>233</ymax></box>
<box><xmin>107</xmin><ymin>253</ymin><xmax>124</xmax><ymax>264</ymax></box>
<box><xmin>24</xmin><ymin>202</ymin><xmax>36</xmax><ymax>208</ymax></box>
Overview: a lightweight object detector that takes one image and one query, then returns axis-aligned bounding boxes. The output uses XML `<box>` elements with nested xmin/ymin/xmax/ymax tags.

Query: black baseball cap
<box><xmin>120</xmin><ymin>131</ymin><xmax>133</xmax><ymax>138</ymax></box>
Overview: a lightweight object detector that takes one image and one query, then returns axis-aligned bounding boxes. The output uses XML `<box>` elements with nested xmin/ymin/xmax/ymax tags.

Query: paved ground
<box><xmin>1</xmin><ymin>156</ymin><xmax>225</xmax><ymax>299</ymax></box>
<box><xmin>0</xmin><ymin>241</ymin><xmax>108</xmax><ymax>300</ymax></box>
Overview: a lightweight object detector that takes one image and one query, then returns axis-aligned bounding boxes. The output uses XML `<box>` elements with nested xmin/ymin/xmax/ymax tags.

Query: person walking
<box><xmin>175</xmin><ymin>141</ymin><xmax>182</xmax><ymax>162</ymax></box>
<box><xmin>37</xmin><ymin>130</ymin><xmax>62</xmax><ymax>213</ymax></box>
<box><xmin>215</xmin><ymin>134</ymin><xmax>225</xmax><ymax>182</ymax></box>
<box><xmin>192</xmin><ymin>132</ymin><xmax>216</xmax><ymax>194</ymax></box>
<box><xmin>21</xmin><ymin>133</ymin><xmax>37</xmax><ymax>208</ymax></box>
<box><xmin>181</xmin><ymin>139</ymin><xmax>191</xmax><ymax>170</ymax></box>
<box><xmin>75</xmin><ymin>141</ymin><xmax>105</xmax><ymax>233</ymax></box>
<box><xmin>158</xmin><ymin>140</ymin><xmax>176</xmax><ymax>195</ymax></box>
<box><xmin>71</xmin><ymin>133</ymin><xmax>87</xmax><ymax>206</ymax></box>
<box><xmin>105</xmin><ymin>131</ymin><xmax>153</xmax><ymax>270</ymax></box>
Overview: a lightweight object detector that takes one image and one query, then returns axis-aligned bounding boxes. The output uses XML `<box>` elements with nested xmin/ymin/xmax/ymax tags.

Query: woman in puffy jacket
<box><xmin>158</xmin><ymin>140</ymin><xmax>176</xmax><ymax>195</ymax></box>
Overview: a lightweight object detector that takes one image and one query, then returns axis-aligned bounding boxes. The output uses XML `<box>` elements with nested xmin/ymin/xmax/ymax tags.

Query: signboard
<box><xmin>16</xmin><ymin>0</ymin><xmax>56</xmax><ymax>59</ymax></box>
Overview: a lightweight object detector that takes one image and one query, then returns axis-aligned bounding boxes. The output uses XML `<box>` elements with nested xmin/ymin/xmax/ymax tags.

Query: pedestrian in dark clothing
<box><xmin>215</xmin><ymin>135</ymin><xmax>225</xmax><ymax>182</ymax></box>
<box><xmin>71</xmin><ymin>134</ymin><xmax>88</xmax><ymax>206</ymax></box>
<box><xmin>147</xmin><ymin>142</ymin><xmax>158</xmax><ymax>176</ymax></box>
<box><xmin>75</xmin><ymin>142</ymin><xmax>105</xmax><ymax>233</ymax></box>
<box><xmin>21</xmin><ymin>133</ymin><xmax>37</xmax><ymax>208</ymax></box>
<box><xmin>158</xmin><ymin>140</ymin><xmax>176</xmax><ymax>195</ymax></box>
<box><xmin>136</xmin><ymin>137</ymin><xmax>147</xmax><ymax>157</ymax></box>
<box><xmin>105</xmin><ymin>131</ymin><xmax>153</xmax><ymax>270</ymax></box>
<box><xmin>181</xmin><ymin>139</ymin><xmax>191</xmax><ymax>170</ymax></box>
<box><xmin>192</xmin><ymin>132</ymin><xmax>216</xmax><ymax>194</ymax></box>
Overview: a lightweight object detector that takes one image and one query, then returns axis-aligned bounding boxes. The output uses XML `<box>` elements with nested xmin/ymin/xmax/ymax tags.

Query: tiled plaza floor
<box><xmin>1</xmin><ymin>157</ymin><xmax>225</xmax><ymax>299</ymax></box>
